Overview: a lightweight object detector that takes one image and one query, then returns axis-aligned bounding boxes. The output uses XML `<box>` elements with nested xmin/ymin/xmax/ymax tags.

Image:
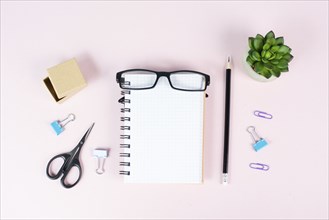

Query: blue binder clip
<box><xmin>247</xmin><ymin>126</ymin><xmax>268</xmax><ymax>151</ymax></box>
<box><xmin>51</xmin><ymin>113</ymin><xmax>75</xmax><ymax>135</ymax></box>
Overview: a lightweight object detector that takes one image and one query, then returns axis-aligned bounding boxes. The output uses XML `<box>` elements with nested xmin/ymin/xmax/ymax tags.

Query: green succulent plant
<box><xmin>246</xmin><ymin>30</ymin><xmax>293</xmax><ymax>79</ymax></box>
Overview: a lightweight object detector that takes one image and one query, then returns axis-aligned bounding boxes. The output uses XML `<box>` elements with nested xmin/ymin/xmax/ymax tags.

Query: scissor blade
<box><xmin>79</xmin><ymin>123</ymin><xmax>95</xmax><ymax>146</ymax></box>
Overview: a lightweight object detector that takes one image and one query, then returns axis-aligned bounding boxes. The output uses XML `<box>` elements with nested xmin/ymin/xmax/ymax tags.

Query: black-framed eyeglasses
<box><xmin>116</xmin><ymin>69</ymin><xmax>210</xmax><ymax>91</ymax></box>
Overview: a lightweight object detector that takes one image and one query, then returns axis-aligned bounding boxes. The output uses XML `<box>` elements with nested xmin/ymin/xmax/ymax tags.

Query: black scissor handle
<box><xmin>46</xmin><ymin>153</ymin><xmax>70</xmax><ymax>179</ymax></box>
<box><xmin>60</xmin><ymin>158</ymin><xmax>82</xmax><ymax>189</ymax></box>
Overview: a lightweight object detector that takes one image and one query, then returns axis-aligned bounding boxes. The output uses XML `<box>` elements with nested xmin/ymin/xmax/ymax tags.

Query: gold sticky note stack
<box><xmin>44</xmin><ymin>58</ymin><xmax>87</xmax><ymax>103</ymax></box>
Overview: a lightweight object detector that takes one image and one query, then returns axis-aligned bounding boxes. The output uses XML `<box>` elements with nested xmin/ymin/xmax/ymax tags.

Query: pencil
<box><xmin>222</xmin><ymin>56</ymin><xmax>232</xmax><ymax>184</ymax></box>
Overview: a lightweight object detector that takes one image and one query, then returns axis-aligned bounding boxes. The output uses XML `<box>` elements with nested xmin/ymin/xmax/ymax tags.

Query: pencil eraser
<box><xmin>253</xmin><ymin>139</ymin><xmax>268</xmax><ymax>151</ymax></box>
<box><xmin>93</xmin><ymin>149</ymin><xmax>109</xmax><ymax>158</ymax></box>
<box><xmin>51</xmin><ymin>121</ymin><xmax>63</xmax><ymax>135</ymax></box>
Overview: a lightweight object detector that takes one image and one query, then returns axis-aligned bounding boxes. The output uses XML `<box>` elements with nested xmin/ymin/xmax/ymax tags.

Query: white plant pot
<box><xmin>245</xmin><ymin>61</ymin><xmax>277</xmax><ymax>82</ymax></box>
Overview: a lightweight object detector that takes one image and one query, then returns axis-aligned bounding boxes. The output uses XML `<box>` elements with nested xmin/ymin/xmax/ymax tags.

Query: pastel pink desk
<box><xmin>1</xmin><ymin>1</ymin><xmax>328</xmax><ymax>219</ymax></box>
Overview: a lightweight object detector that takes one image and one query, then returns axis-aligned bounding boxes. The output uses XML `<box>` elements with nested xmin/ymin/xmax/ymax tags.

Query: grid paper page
<box><xmin>122</xmin><ymin>77</ymin><xmax>204</xmax><ymax>183</ymax></box>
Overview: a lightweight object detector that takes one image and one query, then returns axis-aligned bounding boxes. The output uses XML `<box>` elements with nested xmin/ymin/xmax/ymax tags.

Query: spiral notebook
<box><xmin>119</xmin><ymin>78</ymin><xmax>205</xmax><ymax>183</ymax></box>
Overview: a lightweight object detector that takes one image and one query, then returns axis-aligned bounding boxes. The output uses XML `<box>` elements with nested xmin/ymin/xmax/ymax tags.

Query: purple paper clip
<box><xmin>249</xmin><ymin>163</ymin><xmax>270</xmax><ymax>171</ymax></box>
<box><xmin>254</xmin><ymin>110</ymin><xmax>273</xmax><ymax>119</ymax></box>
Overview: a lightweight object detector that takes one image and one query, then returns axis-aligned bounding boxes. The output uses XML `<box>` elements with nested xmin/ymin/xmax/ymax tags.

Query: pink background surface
<box><xmin>1</xmin><ymin>1</ymin><xmax>328</xmax><ymax>219</ymax></box>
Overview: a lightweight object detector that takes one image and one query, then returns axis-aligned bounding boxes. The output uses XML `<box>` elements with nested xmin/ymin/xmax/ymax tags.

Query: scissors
<box><xmin>46</xmin><ymin>123</ymin><xmax>95</xmax><ymax>188</ymax></box>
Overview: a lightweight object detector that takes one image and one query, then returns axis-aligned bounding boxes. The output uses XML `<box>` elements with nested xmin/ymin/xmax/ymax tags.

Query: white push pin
<box><xmin>93</xmin><ymin>148</ymin><xmax>109</xmax><ymax>174</ymax></box>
